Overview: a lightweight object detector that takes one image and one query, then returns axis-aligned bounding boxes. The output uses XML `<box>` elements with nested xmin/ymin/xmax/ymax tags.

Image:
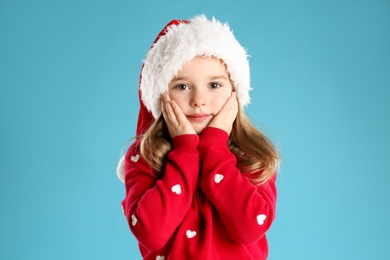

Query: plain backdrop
<box><xmin>1</xmin><ymin>0</ymin><xmax>389</xmax><ymax>259</ymax></box>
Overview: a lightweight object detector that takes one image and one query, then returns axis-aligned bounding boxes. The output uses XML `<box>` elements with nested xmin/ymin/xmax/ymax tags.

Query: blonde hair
<box><xmin>140</xmin><ymin>103</ymin><xmax>279</xmax><ymax>185</ymax></box>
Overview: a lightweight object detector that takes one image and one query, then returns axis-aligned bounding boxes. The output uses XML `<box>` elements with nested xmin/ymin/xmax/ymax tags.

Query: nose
<box><xmin>190</xmin><ymin>89</ymin><xmax>207</xmax><ymax>107</ymax></box>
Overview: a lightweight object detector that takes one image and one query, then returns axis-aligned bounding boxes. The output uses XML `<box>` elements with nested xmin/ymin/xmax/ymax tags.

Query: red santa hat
<box><xmin>117</xmin><ymin>15</ymin><xmax>251</xmax><ymax>182</ymax></box>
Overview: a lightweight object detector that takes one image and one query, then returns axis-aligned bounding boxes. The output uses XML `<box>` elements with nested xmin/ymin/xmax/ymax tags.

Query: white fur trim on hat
<box><xmin>140</xmin><ymin>15</ymin><xmax>251</xmax><ymax>118</ymax></box>
<box><xmin>116</xmin><ymin>155</ymin><xmax>125</xmax><ymax>183</ymax></box>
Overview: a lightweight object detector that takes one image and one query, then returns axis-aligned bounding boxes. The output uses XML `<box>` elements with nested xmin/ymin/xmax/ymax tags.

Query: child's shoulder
<box><xmin>125</xmin><ymin>138</ymin><xmax>142</xmax><ymax>160</ymax></box>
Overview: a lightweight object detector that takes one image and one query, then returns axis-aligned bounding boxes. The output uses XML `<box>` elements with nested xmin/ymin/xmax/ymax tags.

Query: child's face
<box><xmin>168</xmin><ymin>56</ymin><xmax>234</xmax><ymax>134</ymax></box>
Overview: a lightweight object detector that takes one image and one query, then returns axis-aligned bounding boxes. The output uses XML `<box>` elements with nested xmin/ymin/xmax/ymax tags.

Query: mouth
<box><xmin>186</xmin><ymin>114</ymin><xmax>211</xmax><ymax>122</ymax></box>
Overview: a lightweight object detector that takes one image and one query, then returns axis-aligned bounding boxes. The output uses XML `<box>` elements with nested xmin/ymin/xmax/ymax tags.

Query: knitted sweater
<box><xmin>122</xmin><ymin>127</ymin><xmax>277</xmax><ymax>259</ymax></box>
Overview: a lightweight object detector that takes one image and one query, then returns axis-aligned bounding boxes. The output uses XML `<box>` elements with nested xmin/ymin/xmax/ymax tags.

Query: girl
<box><xmin>117</xmin><ymin>15</ymin><xmax>279</xmax><ymax>259</ymax></box>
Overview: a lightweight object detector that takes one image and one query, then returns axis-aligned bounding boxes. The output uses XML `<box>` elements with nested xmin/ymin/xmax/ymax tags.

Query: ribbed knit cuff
<box><xmin>200</xmin><ymin>127</ymin><xmax>229</xmax><ymax>145</ymax></box>
<box><xmin>172</xmin><ymin>134</ymin><xmax>200</xmax><ymax>150</ymax></box>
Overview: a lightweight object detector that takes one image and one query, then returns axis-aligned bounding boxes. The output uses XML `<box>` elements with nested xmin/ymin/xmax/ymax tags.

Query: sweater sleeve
<box><xmin>199</xmin><ymin>127</ymin><xmax>277</xmax><ymax>245</ymax></box>
<box><xmin>122</xmin><ymin>134</ymin><xmax>200</xmax><ymax>250</ymax></box>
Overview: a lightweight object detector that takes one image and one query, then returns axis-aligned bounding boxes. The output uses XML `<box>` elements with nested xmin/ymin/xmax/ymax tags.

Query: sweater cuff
<box><xmin>200</xmin><ymin>127</ymin><xmax>229</xmax><ymax>145</ymax></box>
<box><xmin>172</xmin><ymin>134</ymin><xmax>200</xmax><ymax>150</ymax></box>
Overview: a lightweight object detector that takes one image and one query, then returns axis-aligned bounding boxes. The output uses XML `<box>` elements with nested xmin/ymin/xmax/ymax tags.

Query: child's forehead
<box><xmin>180</xmin><ymin>56</ymin><xmax>226</xmax><ymax>68</ymax></box>
<box><xmin>175</xmin><ymin>56</ymin><xmax>228</xmax><ymax>73</ymax></box>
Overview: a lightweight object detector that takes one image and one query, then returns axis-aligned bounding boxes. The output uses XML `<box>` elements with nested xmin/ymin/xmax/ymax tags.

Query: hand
<box><xmin>161</xmin><ymin>92</ymin><xmax>196</xmax><ymax>138</ymax></box>
<box><xmin>208</xmin><ymin>91</ymin><xmax>238</xmax><ymax>135</ymax></box>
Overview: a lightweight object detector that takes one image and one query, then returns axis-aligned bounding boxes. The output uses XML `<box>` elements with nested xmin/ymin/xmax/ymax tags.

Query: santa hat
<box><xmin>117</xmin><ymin>15</ymin><xmax>251</xmax><ymax>182</ymax></box>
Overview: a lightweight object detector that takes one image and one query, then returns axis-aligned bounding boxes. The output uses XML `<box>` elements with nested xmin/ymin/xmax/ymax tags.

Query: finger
<box><xmin>162</xmin><ymin>92</ymin><xmax>171</xmax><ymax>103</ymax></box>
<box><xmin>218</xmin><ymin>93</ymin><xmax>236</xmax><ymax>117</ymax></box>
<box><xmin>217</xmin><ymin>93</ymin><xmax>238</xmax><ymax>124</ymax></box>
<box><xmin>169</xmin><ymin>99</ymin><xmax>187</xmax><ymax>123</ymax></box>
<box><xmin>161</xmin><ymin>93</ymin><xmax>175</xmax><ymax>123</ymax></box>
<box><xmin>230</xmin><ymin>91</ymin><xmax>237</xmax><ymax>103</ymax></box>
<box><xmin>225</xmin><ymin>92</ymin><xmax>238</xmax><ymax>113</ymax></box>
<box><xmin>161</xmin><ymin>100</ymin><xmax>172</xmax><ymax>128</ymax></box>
<box><xmin>163</xmin><ymin>93</ymin><xmax>188</xmax><ymax>126</ymax></box>
<box><xmin>227</xmin><ymin>91</ymin><xmax>237</xmax><ymax>106</ymax></box>
<box><xmin>161</xmin><ymin>97</ymin><xmax>176</xmax><ymax>127</ymax></box>
<box><xmin>164</xmin><ymin>100</ymin><xmax>179</xmax><ymax>126</ymax></box>
<box><xmin>161</xmin><ymin>93</ymin><xmax>176</xmax><ymax>124</ymax></box>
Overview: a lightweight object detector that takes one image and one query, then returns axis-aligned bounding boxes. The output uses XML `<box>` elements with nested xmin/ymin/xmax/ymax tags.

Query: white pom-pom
<box><xmin>116</xmin><ymin>155</ymin><xmax>125</xmax><ymax>183</ymax></box>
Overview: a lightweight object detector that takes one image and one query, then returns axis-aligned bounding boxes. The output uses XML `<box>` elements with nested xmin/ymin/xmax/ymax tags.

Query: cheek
<box><xmin>170</xmin><ymin>95</ymin><xmax>187</xmax><ymax>111</ymax></box>
<box><xmin>214</xmin><ymin>96</ymin><xmax>230</xmax><ymax>111</ymax></box>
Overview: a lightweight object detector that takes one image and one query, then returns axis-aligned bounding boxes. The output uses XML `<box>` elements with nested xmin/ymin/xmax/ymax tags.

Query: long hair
<box><xmin>140</xmin><ymin>116</ymin><xmax>171</xmax><ymax>179</ymax></box>
<box><xmin>229</xmin><ymin>106</ymin><xmax>279</xmax><ymax>184</ymax></box>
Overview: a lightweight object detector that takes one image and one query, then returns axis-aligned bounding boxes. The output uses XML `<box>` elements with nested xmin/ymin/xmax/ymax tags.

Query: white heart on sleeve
<box><xmin>131</xmin><ymin>154</ymin><xmax>140</xmax><ymax>162</ymax></box>
<box><xmin>171</xmin><ymin>184</ymin><xmax>182</xmax><ymax>195</ymax></box>
<box><xmin>214</xmin><ymin>174</ymin><xmax>224</xmax><ymax>183</ymax></box>
<box><xmin>186</xmin><ymin>230</ymin><xmax>196</xmax><ymax>238</ymax></box>
<box><xmin>131</xmin><ymin>215</ymin><xmax>137</xmax><ymax>226</ymax></box>
<box><xmin>257</xmin><ymin>214</ymin><xmax>266</xmax><ymax>225</ymax></box>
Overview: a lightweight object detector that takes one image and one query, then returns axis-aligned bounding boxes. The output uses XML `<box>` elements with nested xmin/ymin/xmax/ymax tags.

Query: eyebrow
<box><xmin>171</xmin><ymin>75</ymin><xmax>230</xmax><ymax>82</ymax></box>
<box><xmin>208</xmin><ymin>75</ymin><xmax>230</xmax><ymax>81</ymax></box>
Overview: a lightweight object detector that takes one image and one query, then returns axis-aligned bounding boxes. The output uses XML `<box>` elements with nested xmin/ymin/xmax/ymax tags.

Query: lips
<box><xmin>186</xmin><ymin>114</ymin><xmax>211</xmax><ymax>122</ymax></box>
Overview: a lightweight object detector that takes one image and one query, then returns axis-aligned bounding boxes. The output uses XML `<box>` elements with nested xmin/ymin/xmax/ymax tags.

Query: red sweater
<box><xmin>122</xmin><ymin>127</ymin><xmax>277</xmax><ymax>259</ymax></box>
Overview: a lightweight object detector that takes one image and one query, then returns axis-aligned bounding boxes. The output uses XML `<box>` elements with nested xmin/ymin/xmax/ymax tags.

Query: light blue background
<box><xmin>1</xmin><ymin>0</ymin><xmax>389</xmax><ymax>259</ymax></box>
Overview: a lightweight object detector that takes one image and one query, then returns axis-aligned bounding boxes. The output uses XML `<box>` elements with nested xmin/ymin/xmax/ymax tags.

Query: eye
<box><xmin>209</xmin><ymin>82</ymin><xmax>222</xmax><ymax>89</ymax></box>
<box><xmin>174</xmin><ymin>84</ymin><xmax>190</xmax><ymax>91</ymax></box>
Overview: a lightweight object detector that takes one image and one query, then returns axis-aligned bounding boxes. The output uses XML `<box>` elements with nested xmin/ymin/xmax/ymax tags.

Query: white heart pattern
<box><xmin>171</xmin><ymin>184</ymin><xmax>182</xmax><ymax>195</ymax></box>
<box><xmin>156</xmin><ymin>256</ymin><xmax>165</xmax><ymax>260</ymax></box>
<box><xmin>186</xmin><ymin>230</ymin><xmax>196</xmax><ymax>239</ymax></box>
<box><xmin>131</xmin><ymin>215</ymin><xmax>137</xmax><ymax>226</ymax></box>
<box><xmin>257</xmin><ymin>214</ymin><xmax>266</xmax><ymax>225</ymax></box>
<box><xmin>131</xmin><ymin>154</ymin><xmax>140</xmax><ymax>162</ymax></box>
<box><xmin>214</xmin><ymin>174</ymin><xmax>224</xmax><ymax>183</ymax></box>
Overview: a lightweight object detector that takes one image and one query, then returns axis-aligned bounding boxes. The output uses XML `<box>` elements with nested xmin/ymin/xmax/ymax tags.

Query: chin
<box><xmin>194</xmin><ymin>126</ymin><xmax>207</xmax><ymax>135</ymax></box>
<box><xmin>195</xmin><ymin>129</ymin><xmax>205</xmax><ymax>135</ymax></box>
